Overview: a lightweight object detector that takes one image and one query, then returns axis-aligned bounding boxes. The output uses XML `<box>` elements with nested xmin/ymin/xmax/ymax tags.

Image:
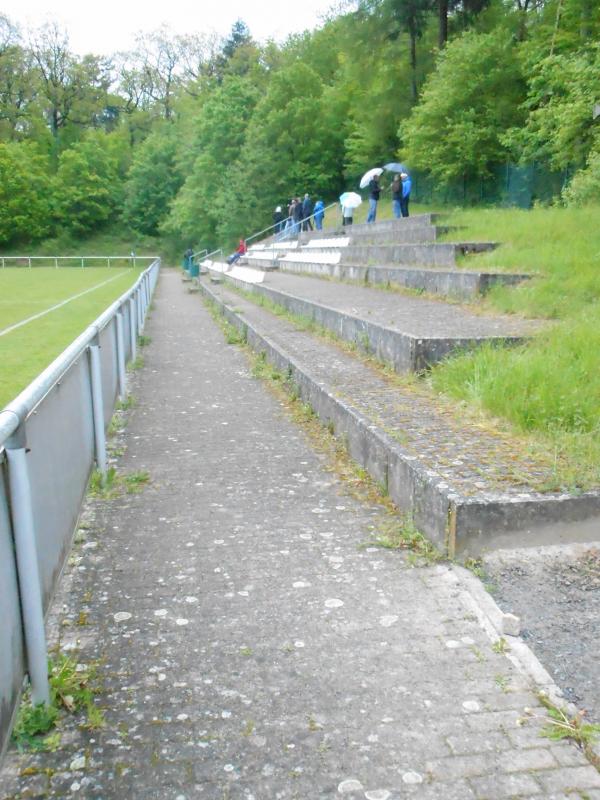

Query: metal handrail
<box><xmin>200</xmin><ymin>247</ymin><xmax>223</xmax><ymax>262</ymax></box>
<box><xmin>191</xmin><ymin>248</ymin><xmax>208</xmax><ymax>260</ymax></box>
<box><xmin>0</xmin><ymin>255</ymin><xmax>157</xmax><ymax>269</ymax></box>
<box><xmin>246</xmin><ymin>200</ymin><xmax>338</xmax><ymax>247</ymax></box>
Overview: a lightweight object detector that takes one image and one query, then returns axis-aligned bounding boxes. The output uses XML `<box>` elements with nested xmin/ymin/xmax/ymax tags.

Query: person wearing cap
<box><xmin>400</xmin><ymin>172</ymin><xmax>411</xmax><ymax>218</ymax></box>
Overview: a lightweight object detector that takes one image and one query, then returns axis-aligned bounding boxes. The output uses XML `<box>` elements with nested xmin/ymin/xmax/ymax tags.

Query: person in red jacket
<box><xmin>227</xmin><ymin>238</ymin><xmax>247</xmax><ymax>267</ymax></box>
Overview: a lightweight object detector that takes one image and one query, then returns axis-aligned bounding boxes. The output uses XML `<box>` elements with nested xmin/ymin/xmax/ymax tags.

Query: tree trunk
<box><xmin>438</xmin><ymin>0</ymin><xmax>449</xmax><ymax>48</ymax></box>
<box><xmin>410</xmin><ymin>30</ymin><xmax>418</xmax><ymax>102</ymax></box>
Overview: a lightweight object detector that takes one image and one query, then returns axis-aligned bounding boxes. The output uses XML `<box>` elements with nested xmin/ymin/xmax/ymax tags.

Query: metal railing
<box><xmin>246</xmin><ymin>201</ymin><xmax>338</xmax><ymax>247</ymax></box>
<box><xmin>0</xmin><ymin>256</ymin><xmax>157</xmax><ymax>269</ymax></box>
<box><xmin>0</xmin><ymin>258</ymin><xmax>160</xmax><ymax>762</ymax></box>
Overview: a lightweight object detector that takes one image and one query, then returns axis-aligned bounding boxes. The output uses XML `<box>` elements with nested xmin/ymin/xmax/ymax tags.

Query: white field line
<box><xmin>0</xmin><ymin>272</ymin><xmax>127</xmax><ymax>338</ymax></box>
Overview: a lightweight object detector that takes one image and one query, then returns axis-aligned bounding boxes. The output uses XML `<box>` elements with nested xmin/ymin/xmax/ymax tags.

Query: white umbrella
<box><xmin>339</xmin><ymin>191</ymin><xmax>362</xmax><ymax>208</ymax></box>
<box><xmin>359</xmin><ymin>167</ymin><xmax>383</xmax><ymax>189</ymax></box>
<box><xmin>384</xmin><ymin>162</ymin><xmax>405</xmax><ymax>173</ymax></box>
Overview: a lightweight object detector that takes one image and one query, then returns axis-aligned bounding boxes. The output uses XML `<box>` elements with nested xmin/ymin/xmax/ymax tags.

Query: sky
<box><xmin>2</xmin><ymin>0</ymin><xmax>342</xmax><ymax>55</ymax></box>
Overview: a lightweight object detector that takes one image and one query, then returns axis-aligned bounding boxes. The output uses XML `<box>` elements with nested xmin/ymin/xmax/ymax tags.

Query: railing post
<box><xmin>5</xmin><ymin>427</ymin><xmax>50</xmax><ymax>706</ymax></box>
<box><xmin>88</xmin><ymin>342</ymin><xmax>107</xmax><ymax>477</ymax></box>
<box><xmin>129</xmin><ymin>297</ymin><xmax>137</xmax><ymax>362</ymax></box>
<box><xmin>116</xmin><ymin>312</ymin><xmax>127</xmax><ymax>401</ymax></box>
<box><xmin>28</xmin><ymin>257</ymin><xmax>31</xmax><ymax>269</ymax></box>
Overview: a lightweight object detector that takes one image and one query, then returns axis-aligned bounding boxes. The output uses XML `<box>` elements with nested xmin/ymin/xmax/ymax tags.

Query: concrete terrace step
<box><xmin>335</xmin><ymin>241</ymin><xmax>497</xmax><ymax>268</ymax></box>
<box><xmin>199</xmin><ymin>279</ymin><xmax>600</xmax><ymax>554</ymax></box>
<box><xmin>214</xmin><ymin>269</ymin><xmax>539</xmax><ymax>372</ymax></box>
<box><xmin>275</xmin><ymin>258</ymin><xmax>530</xmax><ymax>301</ymax></box>
<box><xmin>301</xmin><ymin>225</ymin><xmax>450</xmax><ymax>245</ymax></box>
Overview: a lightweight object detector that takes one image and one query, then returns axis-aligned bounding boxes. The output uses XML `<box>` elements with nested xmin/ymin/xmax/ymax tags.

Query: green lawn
<box><xmin>428</xmin><ymin>205</ymin><xmax>600</xmax><ymax>489</ymax></box>
<box><xmin>0</xmin><ymin>267</ymin><xmax>146</xmax><ymax>409</ymax></box>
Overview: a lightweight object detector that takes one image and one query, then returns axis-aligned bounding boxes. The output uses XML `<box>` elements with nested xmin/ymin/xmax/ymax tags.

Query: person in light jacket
<box><xmin>400</xmin><ymin>172</ymin><xmax>412</xmax><ymax>218</ymax></box>
<box><xmin>313</xmin><ymin>199</ymin><xmax>325</xmax><ymax>231</ymax></box>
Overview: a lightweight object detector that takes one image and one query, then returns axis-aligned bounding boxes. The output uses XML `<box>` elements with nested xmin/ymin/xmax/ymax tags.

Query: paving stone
<box><xmin>469</xmin><ymin>770</ymin><xmax>543</xmax><ymax>797</ymax></box>
<box><xmin>536</xmin><ymin>765</ymin><xmax>600</xmax><ymax>793</ymax></box>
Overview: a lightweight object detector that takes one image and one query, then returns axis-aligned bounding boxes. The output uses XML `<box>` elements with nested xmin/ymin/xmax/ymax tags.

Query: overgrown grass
<box><xmin>430</xmin><ymin>205</ymin><xmax>600</xmax><ymax>488</ymax></box>
<box><xmin>442</xmin><ymin>205</ymin><xmax>600</xmax><ymax>320</ymax></box>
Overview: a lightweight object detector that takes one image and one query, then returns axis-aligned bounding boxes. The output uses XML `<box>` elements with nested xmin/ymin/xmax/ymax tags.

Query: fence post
<box><xmin>129</xmin><ymin>297</ymin><xmax>137</xmax><ymax>362</ymax></box>
<box><xmin>88</xmin><ymin>343</ymin><xmax>107</xmax><ymax>477</ymax></box>
<box><xmin>116</xmin><ymin>312</ymin><xmax>127</xmax><ymax>401</ymax></box>
<box><xmin>5</xmin><ymin>427</ymin><xmax>50</xmax><ymax>706</ymax></box>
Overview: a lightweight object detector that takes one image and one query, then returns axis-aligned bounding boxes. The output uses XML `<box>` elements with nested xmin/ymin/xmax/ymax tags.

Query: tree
<box><xmin>401</xmin><ymin>27</ymin><xmax>526</xmax><ymax>181</ymax></box>
<box><xmin>122</xmin><ymin>125</ymin><xmax>182</xmax><ymax>234</ymax></box>
<box><xmin>29</xmin><ymin>22</ymin><xmax>112</xmax><ymax>142</ymax></box>
<box><xmin>162</xmin><ymin>75</ymin><xmax>260</xmax><ymax>249</ymax></box>
<box><xmin>54</xmin><ymin>130</ymin><xmax>123</xmax><ymax>234</ymax></box>
<box><xmin>505</xmin><ymin>48</ymin><xmax>600</xmax><ymax>169</ymax></box>
<box><xmin>0</xmin><ymin>141</ymin><xmax>54</xmax><ymax>244</ymax></box>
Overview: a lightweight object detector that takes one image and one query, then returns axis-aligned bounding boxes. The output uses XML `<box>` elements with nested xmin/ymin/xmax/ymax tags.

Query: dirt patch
<box><xmin>482</xmin><ymin>543</ymin><xmax>600</xmax><ymax>724</ymax></box>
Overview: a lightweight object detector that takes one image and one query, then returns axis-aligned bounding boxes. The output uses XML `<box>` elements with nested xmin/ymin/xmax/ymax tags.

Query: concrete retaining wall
<box><xmin>223</xmin><ymin>276</ymin><xmax>523</xmax><ymax>372</ymax></box>
<box><xmin>199</xmin><ymin>281</ymin><xmax>600</xmax><ymax>557</ymax></box>
<box><xmin>276</xmin><ymin>261</ymin><xmax>528</xmax><ymax>300</ymax></box>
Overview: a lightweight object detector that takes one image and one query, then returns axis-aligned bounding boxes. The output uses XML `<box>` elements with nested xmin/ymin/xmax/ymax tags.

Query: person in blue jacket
<box><xmin>313</xmin><ymin>199</ymin><xmax>325</xmax><ymax>230</ymax></box>
<box><xmin>400</xmin><ymin>172</ymin><xmax>412</xmax><ymax>218</ymax></box>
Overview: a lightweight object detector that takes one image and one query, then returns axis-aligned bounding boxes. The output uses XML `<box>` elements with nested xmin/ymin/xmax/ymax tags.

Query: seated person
<box><xmin>227</xmin><ymin>238</ymin><xmax>247</xmax><ymax>267</ymax></box>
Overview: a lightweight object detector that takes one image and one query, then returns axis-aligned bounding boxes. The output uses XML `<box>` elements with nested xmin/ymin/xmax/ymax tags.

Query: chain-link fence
<box><xmin>410</xmin><ymin>163</ymin><xmax>573</xmax><ymax>208</ymax></box>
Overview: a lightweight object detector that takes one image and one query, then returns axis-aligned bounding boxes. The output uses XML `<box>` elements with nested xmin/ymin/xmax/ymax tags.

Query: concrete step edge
<box><xmin>197</xmin><ymin>280</ymin><xmax>600</xmax><ymax>556</ymax></box>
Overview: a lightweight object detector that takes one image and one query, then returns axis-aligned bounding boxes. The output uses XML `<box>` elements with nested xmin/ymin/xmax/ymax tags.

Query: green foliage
<box><xmin>162</xmin><ymin>76</ymin><xmax>261</xmax><ymax>250</ymax></box>
<box><xmin>432</xmin><ymin>205</ymin><xmax>600</xmax><ymax>488</ymax></box>
<box><xmin>12</xmin><ymin>653</ymin><xmax>104</xmax><ymax>752</ymax></box>
<box><xmin>0</xmin><ymin>142</ymin><xmax>54</xmax><ymax>245</ymax></box>
<box><xmin>505</xmin><ymin>47</ymin><xmax>600</xmax><ymax>169</ymax></box>
<box><xmin>123</xmin><ymin>126</ymin><xmax>182</xmax><ymax>235</ymax></box>
<box><xmin>55</xmin><ymin>131</ymin><xmax>125</xmax><ymax>235</ymax></box>
<box><xmin>401</xmin><ymin>27</ymin><xmax>526</xmax><ymax>181</ymax></box>
<box><xmin>563</xmin><ymin>146</ymin><xmax>600</xmax><ymax>205</ymax></box>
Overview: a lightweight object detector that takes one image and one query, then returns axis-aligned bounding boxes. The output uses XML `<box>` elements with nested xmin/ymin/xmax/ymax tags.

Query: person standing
<box><xmin>293</xmin><ymin>197</ymin><xmax>303</xmax><ymax>235</ymax></box>
<box><xmin>391</xmin><ymin>175</ymin><xmax>402</xmax><ymax>219</ymax></box>
<box><xmin>342</xmin><ymin>203</ymin><xmax>354</xmax><ymax>226</ymax></box>
<box><xmin>400</xmin><ymin>172</ymin><xmax>412</xmax><ymax>218</ymax></box>
<box><xmin>313</xmin><ymin>199</ymin><xmax>325</xmax><ymax>231</ymax></box>
<box><xmin>302</xmin><ymin>194</ymin><xmax>314</xmax><ymax>231</ymax></box>
<box><xmin>367</xmin><ymin>175</ymin><xmax>381</xmax><ymax>223</ymax></box>
<box><xmin>273</xmin><ymin>206</ymin><xmax>284</xmax><ymax>233</ymax></box>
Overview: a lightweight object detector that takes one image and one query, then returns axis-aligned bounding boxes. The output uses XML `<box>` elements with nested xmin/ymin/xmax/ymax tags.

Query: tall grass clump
<box><xmin>430</xmin><ymin>312</ymin><xmax>600</xmax><ymax>488</ymax></box>
<box><xmin>431</xmin><ymin>204</ymin><xmax>600</xmax><ymax>486</ymax></box>
<box><xmin>442</xmin><ymin>205</ymin><xmax>600</xmax><ymax>319</ymax></box>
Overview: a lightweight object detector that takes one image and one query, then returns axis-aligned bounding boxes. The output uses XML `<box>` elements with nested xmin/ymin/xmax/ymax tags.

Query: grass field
<box><xmin>0</xmin><ymin>267</ymin><xmax>146</xmax><ymax>409</ymax></box>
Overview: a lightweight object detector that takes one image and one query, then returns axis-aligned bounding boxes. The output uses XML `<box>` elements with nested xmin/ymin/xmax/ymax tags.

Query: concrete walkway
<box><xmin>2</xmin><ymin>268</ymin><xmax>599</xmax><ymax>799</ymax></box>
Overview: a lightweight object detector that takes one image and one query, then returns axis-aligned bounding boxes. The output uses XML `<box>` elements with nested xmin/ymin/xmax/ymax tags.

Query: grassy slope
<box><xmin>431</xmin><ymin>205</ymin><xmax>600</xmax><ymax>489</ymax></box>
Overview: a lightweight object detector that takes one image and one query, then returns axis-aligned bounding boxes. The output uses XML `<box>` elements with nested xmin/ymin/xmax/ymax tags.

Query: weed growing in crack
<box><xmin>124</xmin><ymin>470</ymin><xmax>151</xmax><ymax>494</ymax></box>
<box><xmin>365</xmin><ymin>513</ymin><xmax>442</xmax><ymax>566</ymax></box>
<box><xmin>127</xmin><ymin>355</ymin><xmax>144</xmax><ymax>371</ymax></box>
<box><xmin>89</xmin><ymin>468</ymin><xmax>150</xmax><ymax>499</ymax></box>
<box><xmin>116</xmin><ymin>394</ymin><xmax>136</xmax><ymax>412</ymax></box>
<box><xmin>492</xmin><ymin>637</ymin><xmax>510</xmax><ymax>654</ymax></box>
<box><xmin>12</xmin><ymin>653</ymin><xmax>104</xmax><ymax>752</ymax></box>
